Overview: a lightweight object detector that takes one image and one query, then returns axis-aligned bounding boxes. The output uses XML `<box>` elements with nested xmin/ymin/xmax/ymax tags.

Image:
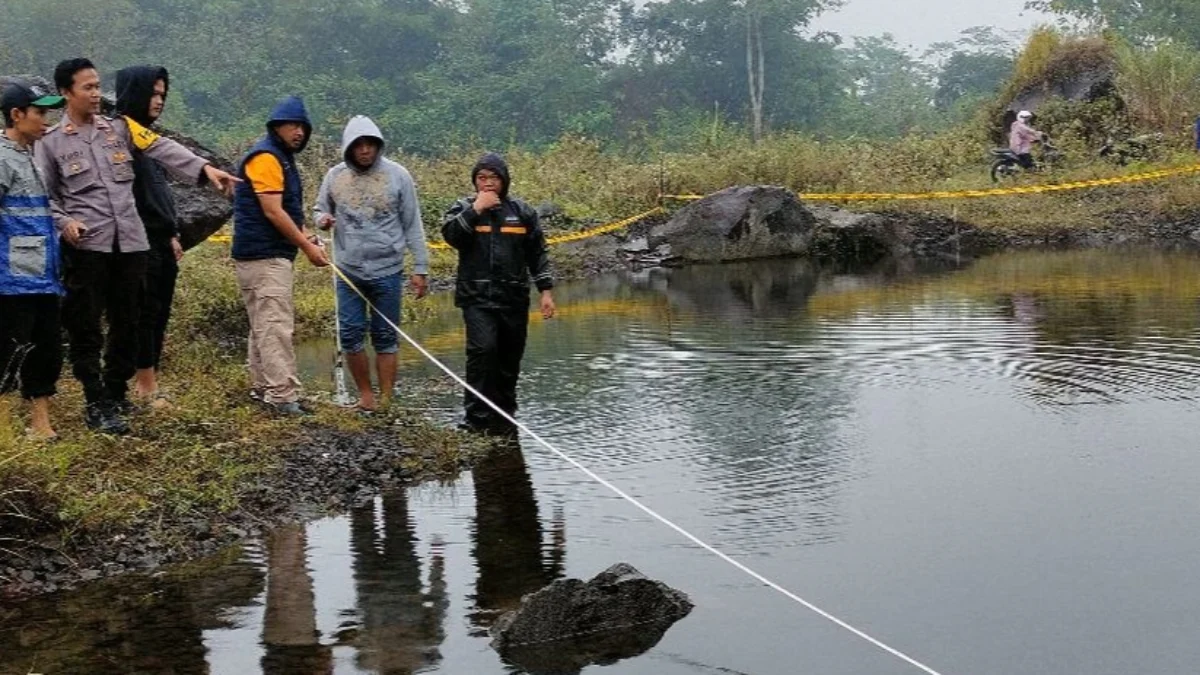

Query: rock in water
<box><xmin>490</xmin><ymin>563</ymin><xmax>693</xmax><ymax>672</ymax></box>
<box><xmin>649</xmin><ymin>185</ymin><xmax>818</xmax><ymax>263</ymax></box>
<box><xmin>1</xmin><ymin>74</ymin><xmax>233</xmax><ymax>250</ymax></box>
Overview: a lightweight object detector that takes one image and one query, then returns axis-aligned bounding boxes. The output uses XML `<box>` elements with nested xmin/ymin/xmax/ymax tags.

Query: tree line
<box><xmin>0</xmin><ymin>0</ymin><xmax>1168</xmax><ymax>155</ymax></box>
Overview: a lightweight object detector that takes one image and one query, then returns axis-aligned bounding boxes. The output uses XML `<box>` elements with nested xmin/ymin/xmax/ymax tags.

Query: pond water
<box><xmin>5</xmin><ymin>250</ymin><xmax>1200</xmax><ymax>675</ymax></box>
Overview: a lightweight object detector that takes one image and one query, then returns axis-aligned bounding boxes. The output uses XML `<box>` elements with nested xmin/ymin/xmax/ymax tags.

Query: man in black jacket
<box><xmin>441</xmin><ymin>153</ymin><xmax>555</xmax><ymax>434</ymax></box>
<box><xmin>114</xmin><ymin>65</ymin><xmax>180</xmax><ymax>406</ymax></box>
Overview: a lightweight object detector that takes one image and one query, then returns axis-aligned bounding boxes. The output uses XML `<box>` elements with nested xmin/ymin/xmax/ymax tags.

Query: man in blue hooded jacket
<box><xmin>232</xmin><ymin>96</ymin><xmax>329</xmax><ymax>416</ymax></box>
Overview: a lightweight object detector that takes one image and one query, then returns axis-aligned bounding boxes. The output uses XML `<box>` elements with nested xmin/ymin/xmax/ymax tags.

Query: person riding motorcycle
<box><xmin>1009</xmin><ymin>110</ymin><xmax>1047</xmax><ymax>170</ymax></box>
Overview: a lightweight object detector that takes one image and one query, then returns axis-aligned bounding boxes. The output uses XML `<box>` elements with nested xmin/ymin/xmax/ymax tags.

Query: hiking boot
<box><xmin>84</xmin><ymin>402</ymin><xmax>131</xmax><ymax>436</ymax></box>
<box><xmin>266</xmin><ymin>400</ymin><xmax>313</xmax><ymax>417</ymax></box>
<box><xmin>113</xmin><ymin>398</ymin><xmax>140</xmax><ymax>416</ymax></box>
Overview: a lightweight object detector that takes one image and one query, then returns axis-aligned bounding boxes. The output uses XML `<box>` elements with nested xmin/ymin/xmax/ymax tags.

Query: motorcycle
<box><xmin>989</xmin><ymin>141</ymin><xmax>1060</xmax><ymax>182</ymax></box>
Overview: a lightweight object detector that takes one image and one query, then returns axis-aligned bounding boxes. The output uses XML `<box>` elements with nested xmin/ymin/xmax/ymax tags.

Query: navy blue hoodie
<box><xmin>232</xmin><ymin>96</ymin><xmax>312</xmax><ymax>261</ymax></box>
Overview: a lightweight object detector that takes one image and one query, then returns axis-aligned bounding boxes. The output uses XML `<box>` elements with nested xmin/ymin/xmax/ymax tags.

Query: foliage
<box><xmin>1028</xmin><ymin>0</ymin><xmax>1200</xmax><ymax>48</ymax></box>
<box><xmin>1114</xmin><ymin>40</ymin><xmax>1200</xmax><ymax>136</ymax></box>
<box><xmin>929</xmin><ymin>26</ymin><xmax>1018</xmax><ymax>114</ymax></box>
<box><xmin>835</xmin><ymin>35</ymin><xmax>938</xmax><ymax>138</ymax></box>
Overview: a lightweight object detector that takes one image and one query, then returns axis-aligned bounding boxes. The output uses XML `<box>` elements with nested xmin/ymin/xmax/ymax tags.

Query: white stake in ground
<box><xmin>323</xmin><ymin>238</ymin><xmax>352</xmax><ymax>406</ymax></box>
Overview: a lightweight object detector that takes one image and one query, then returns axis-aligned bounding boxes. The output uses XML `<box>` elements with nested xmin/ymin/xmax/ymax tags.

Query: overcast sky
<box><xmin>810</xmin><ymin>0</ymin><xmax>1055</xmax><ymax>51</ymax></box>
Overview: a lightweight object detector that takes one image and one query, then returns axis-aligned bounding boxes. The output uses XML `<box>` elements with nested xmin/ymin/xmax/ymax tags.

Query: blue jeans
<box><xmin>336</xmin><ymin>272</ymin><xmax>401</xmax><ymax>354</ymax></box>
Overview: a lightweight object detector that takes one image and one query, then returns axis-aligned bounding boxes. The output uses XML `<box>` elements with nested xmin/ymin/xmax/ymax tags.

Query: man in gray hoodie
<box><xmin>314</xmin><ymin>116</ymin><xmax>429</xmax><ymax>412</ymax></box>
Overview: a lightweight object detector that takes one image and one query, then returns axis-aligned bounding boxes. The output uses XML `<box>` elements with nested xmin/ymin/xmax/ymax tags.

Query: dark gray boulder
<box><xmin>1</xmin><ymin>74</ymin><xmax>233</xmax><ymax>250</ymax></box>
<box><xmin>490</xmin><ymin>563</ymin><xmax>692</xmax><ymax>672</ymax></box>
<box><xmin>1007</xmin><ymin>62</ymin><xmax>1115</xmax><ymax>114</ymax></box>
<box><xmin>649</xmin><ymin>185</ymin><xmax>819</xmax><ymax>263</ymax></box>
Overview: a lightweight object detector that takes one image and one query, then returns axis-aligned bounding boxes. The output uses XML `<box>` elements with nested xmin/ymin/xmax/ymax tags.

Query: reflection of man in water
<box><xmin>470</xmin><ymin>444</ymin><xmax>565</xmax><ymax>631</ymax></box>
<box><xmin>261</xmin><ymin>524</ymin><xmax>333</xmax><ymax>674</ymax></box>
<box><xmin>350</xmin><ymin>491</ymin><xmax>449</xmax><ymax>672</ymax></box>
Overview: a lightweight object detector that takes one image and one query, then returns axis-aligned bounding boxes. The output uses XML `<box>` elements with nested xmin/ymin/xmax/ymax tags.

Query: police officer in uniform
<box><xmin>35</xmin><ymin>58</ymin><xmax>238</xmax><ymax>434</ymax></box>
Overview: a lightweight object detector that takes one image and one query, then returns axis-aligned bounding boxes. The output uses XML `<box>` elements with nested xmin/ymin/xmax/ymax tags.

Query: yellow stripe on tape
<box><xmin>545</xmin><ymin>207</ymin><xmax>664</xmax><ymax>245</ymax></box>
<box><xmin>661</xmin><ymin>163</ymin><xmax>1200</xmax><ymax>203</ymax></box>
<box><xmin>211</xmin><ymin>208</ymin><xmax>664</xmax><ymax>249</ymax></box>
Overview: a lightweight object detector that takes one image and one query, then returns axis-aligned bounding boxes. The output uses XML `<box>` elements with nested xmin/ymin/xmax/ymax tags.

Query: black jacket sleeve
<box><xmin>522</xmin><ymin>204</ymin><xmax>553</xmax><ymax>291</ymax></box>
<box><xmin>441</xmin><ymin>198</ymin><xmax>478</xmax><ymax>250</ymax></box>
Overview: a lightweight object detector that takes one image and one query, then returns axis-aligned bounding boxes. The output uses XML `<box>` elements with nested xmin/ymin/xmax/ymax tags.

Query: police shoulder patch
<box><xmin>124</xmin><ymin>116</ymin><xmax>160</xmax><ymax>151</ymax></box>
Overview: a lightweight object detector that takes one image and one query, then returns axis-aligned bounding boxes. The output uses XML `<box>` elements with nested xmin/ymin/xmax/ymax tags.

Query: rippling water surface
<box><xmin>6</xmin><ymin>250</ymin><xmax>1200</xmax><ymax>675</ymax></box>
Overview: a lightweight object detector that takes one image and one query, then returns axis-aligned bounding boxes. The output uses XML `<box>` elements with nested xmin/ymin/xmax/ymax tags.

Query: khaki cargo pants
<box><xmin>235</xmin><ymin>258</ymin><xmax>301</xmax><ymax>404</ymax></box>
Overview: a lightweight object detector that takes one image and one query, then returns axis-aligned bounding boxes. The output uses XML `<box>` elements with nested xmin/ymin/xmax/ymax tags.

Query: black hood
<box><xmin>115</xmin><ymin>65</ymin><xmax>169</xmax><ymax>127</ymax></box>
<box><xmin>471</xmin><ymin>152</ymin><xmax>511</xmax><ymax>199</ymax></box>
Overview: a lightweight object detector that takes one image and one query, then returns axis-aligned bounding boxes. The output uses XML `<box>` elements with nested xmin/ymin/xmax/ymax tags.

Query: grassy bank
<box><xmin>0</xmin><ymin>242</ymin><xmax>489</xmax><ymax>581</ymax></box>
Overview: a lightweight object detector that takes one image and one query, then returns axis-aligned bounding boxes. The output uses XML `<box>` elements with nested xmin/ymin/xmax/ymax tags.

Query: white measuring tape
<box><xmin>331</xmin><ymin>263</ymin><xmax>947</xmax><ymax>675</ymax></box>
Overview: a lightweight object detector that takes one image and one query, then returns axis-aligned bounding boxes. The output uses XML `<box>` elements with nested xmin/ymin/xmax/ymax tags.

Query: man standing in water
<box><xmin>314</xmin><ymin>115</ymin><xmax>430</xmax><ymax>413</ymax></box>
<box><xmin>441</xmin><ymin>153</ymin><xmax>555</xmax><ymax>435</ymax></box>
<box><xmin>232</xmin><ymin>96</ymin><xmax>329</xmax><ymax>416</ymax></box>
<box><xmin>36</xmin><ymin>58</ymin><xmax>239</xmax><ymax>435</ymax></box>
<box><xmin>115</xmin><ymin>65</ymin><xmax>183</xmax><ymax>408</ymax></box>
<box><xmin>0</xmin><ymin>82</ymin><xmax>67</xmax><ymax>440</ymax></box>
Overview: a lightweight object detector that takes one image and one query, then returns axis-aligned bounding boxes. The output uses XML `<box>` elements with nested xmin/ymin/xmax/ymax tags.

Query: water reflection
<box><xmin>0</xmin><ymin>552</ymin><xmax>263</xmax><ymax>674</ymax></box>
<box><xmin>642</xmin><ymin>259</ymin><xmax>821</xmax><ymax>320</ymax></box>
<box><xmin>262</xmin><ymin>525</ymin><xmax>331</xmax><ymax>674</ymax></box>
<box><xmin>349</xmin><ymin>492</ymin><xmax>448</xmax><ymax>673</ymax></box>
<box><xmin>470</xmin><ymin>443</ymin><xmax>565</xmax><ymax>635</ymax></box>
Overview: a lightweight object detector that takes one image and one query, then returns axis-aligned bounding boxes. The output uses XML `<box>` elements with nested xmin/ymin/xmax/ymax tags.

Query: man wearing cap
<box><xmin>232</xmin><ymin>95</ymin><xmax>329</xmax><ymax>417</ymax></box>
<box><xmin>0</xmin><ymin>82</ymin><xmax>67</xmax><ymax>440</ymax></box>
<box><xmin>35</xmin><ymin>58</ymin><xmax>240</xmax><ymax>435</ymax></box>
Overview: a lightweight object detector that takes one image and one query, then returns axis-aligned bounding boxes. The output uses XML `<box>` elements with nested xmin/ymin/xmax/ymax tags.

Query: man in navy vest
<box><xmin>232</xmin><ymin>96</ymin><xmax>329</xmax><ymax>416</ymax></box>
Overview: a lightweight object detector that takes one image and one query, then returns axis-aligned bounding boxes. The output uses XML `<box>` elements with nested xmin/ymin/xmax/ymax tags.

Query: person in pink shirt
<box><xmin>1009</xmin><ymin>110</ymin><xmax>1046</xmax><ymax>170</ymax></box>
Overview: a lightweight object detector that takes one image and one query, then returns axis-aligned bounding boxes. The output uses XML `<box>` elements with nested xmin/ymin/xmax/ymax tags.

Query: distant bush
<box><xmin>1115</xmin><ymin>41</ymin><xmax>1200</xmax><ymax>137</ymax></box>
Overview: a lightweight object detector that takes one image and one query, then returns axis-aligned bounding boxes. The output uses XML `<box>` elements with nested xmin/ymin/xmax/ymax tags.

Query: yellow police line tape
<box><xmin>663</xmin><ymin>163</ymin><xmax>1200</xmax><ymax>203</ymax></box>
<box><xmin>202</xmin><ymin>164</ymin><xmax>1200</xmax><ymax>246</ymax></box>
<box><xmin>204</xmin><ymin>206</ymin><xmax>666</xmax><ymax>248</ymax></box>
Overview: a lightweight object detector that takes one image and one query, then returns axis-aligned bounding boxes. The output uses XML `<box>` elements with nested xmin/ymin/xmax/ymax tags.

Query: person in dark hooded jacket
<box><xmin>231</xmin><ymin>96</ymin><xmax>329</xmax><ymax>416</ymax></box>
<box><xmin>115</xmin><ymin>65</ymin><xmax>182</xmax><ymax>406</ymax></box>
<box><xmin>441</xmin><ymin>153</ymin><xmax>555</xmax><ymax>434</ymax></box>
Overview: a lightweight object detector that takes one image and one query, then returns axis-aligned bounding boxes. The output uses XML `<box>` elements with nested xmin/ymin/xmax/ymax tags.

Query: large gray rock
<box><xmin>1</xmin><ymin>74</ymin><xmax>233</xmax><ymax>250</ymax></box>
<box><xmin>1004</xmin><ymin>43</ymin><xmax>1116</xmax><ymax>115</ymax></box>
<box><xmin>650</xmin><ymin>185</ymin><xmax>818</xmax><ymax>263</ymax></box>
<box><xmin>490</xmin><ymin>563</ymin><xmax>692</xmax><ymax>672</ymax></box>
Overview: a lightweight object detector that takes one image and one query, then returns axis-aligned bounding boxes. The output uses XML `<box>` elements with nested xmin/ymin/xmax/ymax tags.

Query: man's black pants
<box><xmin>62</xmin><ymin>247</ymin><xmax>147</xmax><ymax>404</ymax></box>
<box><xmin>0</xmin><ymin>294</ymin><xmax>63</xmax><ymax>400</ymax></box>
<box><xmin>462</xmin><ymin>306</ymin><xmax>529</xmax><ymax>430</ymax></box>
<box><xmin>137</xmin><ymin>236</ymin><xmax>179</xmax><ymax>371</ymax></box>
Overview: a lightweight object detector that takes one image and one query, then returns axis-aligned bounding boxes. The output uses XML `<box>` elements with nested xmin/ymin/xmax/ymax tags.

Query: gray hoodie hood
<box><xmin>341</xmin><ymin>115</ymin><xmax>385</xmax><ymax>168</ymax></box>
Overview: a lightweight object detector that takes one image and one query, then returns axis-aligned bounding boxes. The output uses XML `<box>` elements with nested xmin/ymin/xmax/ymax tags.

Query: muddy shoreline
<box><xmin>2</xmin><ymin>423</ymin><xmax>493</xmax><ymax>600</ymax></box>
<box><xmin>5</xmin><ymin>205</ymin><xmax>1200</xmax><ymax>601</ymax></box>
